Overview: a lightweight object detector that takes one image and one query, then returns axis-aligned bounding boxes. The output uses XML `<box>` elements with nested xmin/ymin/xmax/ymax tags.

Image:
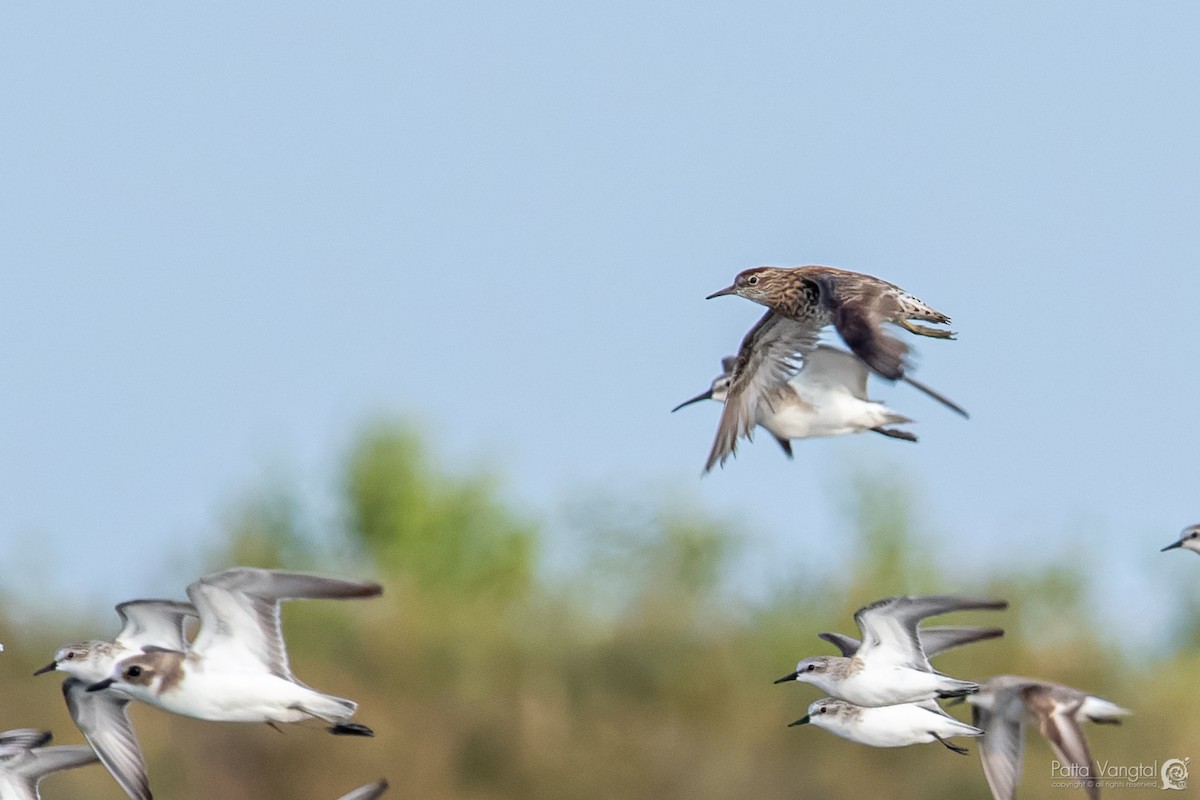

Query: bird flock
<box><xmin>2</xmin><ymin>263</ymin><xmax>1195</xmax><ymax>799</ymax></box>
<box><xmin>674</xmin><ymin>263</ymin><xmax>1194</xmax><ymax>799</ymax></box>
<box><xmin>2</xmin><ymin>567</ymin><xmax>387</xmax><ymax>799</ymax></box>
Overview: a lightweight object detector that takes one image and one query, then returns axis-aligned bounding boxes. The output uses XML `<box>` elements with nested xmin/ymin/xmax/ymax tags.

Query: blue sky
<box><xmin>3</xmin><ymin>2</ymin><xmax>1198</xmax><ymax>642</ymax></box>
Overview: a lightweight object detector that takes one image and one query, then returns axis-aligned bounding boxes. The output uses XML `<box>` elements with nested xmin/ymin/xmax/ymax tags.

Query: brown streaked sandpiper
<box><xmin>703</xmin><ymin>265</ymin><xmax>959</xmax><ymax>471</ymax></box>
<box><xmin>964</xmin><ymin>676</ymin><xmax>1129</xmax><ymax>800</ymax></box>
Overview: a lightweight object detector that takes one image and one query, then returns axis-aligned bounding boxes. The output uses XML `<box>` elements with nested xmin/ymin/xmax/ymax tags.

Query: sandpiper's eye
<box><xmin>126</xmin><ymin>666</ymin><xmax>143</xmax><ymax>678</ymax></box>
<box><xmin>65</xmin><ymin>652</ymin><xmax>75</xmax><ymax>660</ymax></box>
<box><xmin>805</xmin><ymin>664</ymin><xmax>816</xmax><ymax>672</ymax></box>
<box><xmin>747</xmin><ymin>275</ymin><xmax>759</xmax><ymax>286</ymax></box>
<box><xmin>818</xmin><ymin>707</ymin><xmax>827</xmax><ymax>714</ymax></box>
<box><xmin>1191</xmin><ymin>531</ymin><xmax>1198</xmax><ymax>539</ymax></box>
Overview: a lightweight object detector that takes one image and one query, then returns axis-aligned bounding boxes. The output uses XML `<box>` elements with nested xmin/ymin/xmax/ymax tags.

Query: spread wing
<box><xmin>816</xmin><ymin>632</ymin><xmax>861</xmax><ymax>657</ymax></box>
<box><xmin>0</xmin><ymin>731</ymin><xmax>51</xmax><ymax>757</ymax></box>
<box><xmin>63</xmin><ymin>678</ymin><xmax>150</xmax><ymax>800</ymax></box>
<box><xmin>796</xmin><ymin>346</ymin><xmax>870</xmax><ymax>400</ymax></box>
<box><xmin>813</xmin><ymin>274</ymin><xmax>909</xmax><ymax>381</ymax></box>
<box><xmin>974</xmin><ymin>688</ymin><xmax>1027</xmax><ymax>800</ymax></box>
<box><xmin>0</xmin><ymin>728</ymin><xmax>99</xmax><ymax>800</ymax></box>
<box><xmin>818</xmin><ymin>625</ymin><xmax>1003</xmax><ymax>659</ymax></box>
<box><xmin>114</xmin><ymin>600</ymin><xmax>197</xmax><ymax>651</ymax></box>
<box><xmin>854</xmin><ymin>595</ymin><xmax>1008</xmax><ymax>670</ymax></box>
<box><xmin>1025</xmin><ymin>686</ymin><xmax>1099</xmax><ymax>800</ymax></box>
<box><xmin>917</xmin><ymin>626</ymin><xmax>1004</xmax><ymax>657</ymax></box>
<box><xmin>188</xmin><ymin>567</ymin><xmax>382</xmax><ymax>679</ymax></box>
<box><xmin>704</xmin><ymin>311</ymin><xmax>822</xmax><ymax>472</ymax></box>
<box><xmin>336</xmin><ymin>779</ymin><xmax>390</xmax><ymax>800</ymax></box>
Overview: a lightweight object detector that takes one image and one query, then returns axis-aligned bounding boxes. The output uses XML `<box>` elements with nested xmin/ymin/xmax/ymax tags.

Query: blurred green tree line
<box><xmin>1</xmin><ymin>420</ymin><xmax>1197</xmax><ymax>799</ymax></box>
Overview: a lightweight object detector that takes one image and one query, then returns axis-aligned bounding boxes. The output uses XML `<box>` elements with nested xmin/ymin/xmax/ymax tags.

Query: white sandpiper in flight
<box><xmin>673</xmin><ymin>346</ymin><xmax>951</xmax><ymax>450</ymax></box>
<box><xmin>963</xmin><ymin>676</ymin><xmax>1129</xmax><ymax>800</ymax></box>
<box><xmin>0</xmin><ymin>728</ymin><xmax>99</xmax><ymax>800</ymax></box>
<box><xmin>86</xmin><ymin>567</ymin><xmax>382</xmax><ymax>736</ymax></box>
<box><xmin>1161</xmin><ymin>523</ymin><xmax>1200</xmax><ymax>555</ymax></box>
<box><xmin>788</xmin><ymin>697</ymin><xmax>984</xmax><ymax>753</ymax></box>
<box><xmin>36</xmin><ymin>599</ymin><xmax>196</xmax><ymax>800</ymax></box>
<box><xmin>674</xmin><ymin>345</ymin><xmax>967</xmax><ymax>470</ymax></box>
<box><xmin>774</xmin><ymin>595</ymin><xmax>1007</xmax><ymax>707</ymax></box>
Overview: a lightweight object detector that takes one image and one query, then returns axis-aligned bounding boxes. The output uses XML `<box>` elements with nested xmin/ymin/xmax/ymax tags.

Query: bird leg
<box><xmin>898</xmin><ymin>319</ymin><xmax>956</xmax><ymax>339</ymax></box>
<box><xmin>871</xmin><ymin>427</ymin><xmax>918</xmax><ymax>442</ymax></box>
<box><xmin>932</xmin><ymin>734</ymin><xmax>969</xmax><ymax>755</ymax></box>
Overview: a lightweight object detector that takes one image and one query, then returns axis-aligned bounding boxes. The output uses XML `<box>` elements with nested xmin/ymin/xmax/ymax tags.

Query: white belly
<box><xmin>148</xmin><ymin>672</ymin><xmax>324</xmax><ymax>723</ymax></box>
<box><xmin>760</xmin><ymin>390</ymin><xmax>891</xmax><ymax>440</ymax></box>
<box><xmin>836</xmin><ymin>666</ymin><xmax>946</xmax><ymax>706</ymax></box>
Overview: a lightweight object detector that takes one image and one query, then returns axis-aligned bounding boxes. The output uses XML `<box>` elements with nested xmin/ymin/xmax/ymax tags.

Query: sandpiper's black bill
<box><xmin>1161</xmin><ymin>540</ymin><xmax>1184</xmax><ymax>551</ymax></box>
<box><xmin>705</xmin><ymin>285</ymin><xmax>737</xmax><ymax>299</ymax></box>
<box><xmin>787</xmin><ymin>715</ymin><xmax>811</xmax><ymax>727</ymax></box>
<box><xmin>33</xmin><ymin>661</ymin><xmax>58</xmax><ymax>676</ymax></box>
<box><xmin>671</xmin><ymin>389</ymin><xmax>713</xmax><ymax>413</ymax></box>
<box><xmin>86</xmin><ymin>678</ymin><xmax>115</xmax><ymax>692</ymax></box>
<box><xmin>773</xmin><ymin>671</ymin><xmax>799</xmax><ymax>684</ymax></box>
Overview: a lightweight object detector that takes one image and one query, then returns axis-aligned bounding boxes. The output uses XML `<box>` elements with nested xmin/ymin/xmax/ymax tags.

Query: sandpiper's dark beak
<box><xmin>787</xmin><ymin>715</ymin><xmax>811</xmax><ymax>727</ymax></box>
<box><xmin>86</xmin><ymin>678</ymin><xmax>115</xmax><ymax>692</ymax></box>
<box><xmin>33</xmin><ymin>661</ymin><xmax>58</xmax><ymax>676</ymax></box>
<box><xmin>773</xmin><ymin>671</ymin><xmax>799</xmax><ymax>685</ymax></box>
<box><xmin>1161</xmin><ymin>539</ymin><xmax>1184</xmax><ymax>551</ymax></box>
<box><xmin>705</xmin><ymin>284</ymin><xmax>737</xmax><ymax>300</ymax></box>
<box><xmin>671</xmin><ymin>388</ymin><xmax>713</xmax><ymax>413</ymax></box>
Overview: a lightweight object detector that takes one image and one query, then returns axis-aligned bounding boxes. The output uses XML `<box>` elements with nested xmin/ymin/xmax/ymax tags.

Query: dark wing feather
<box><xmin>901</xmin><ymin>374</ymin><xmax>970</xmax><ymax>418</ymax></box>
<box><xmin>918</xmin><ymin>626</ymin><xmax>1004</xmax><ymax>657</ymax></box>
<box><xmin>817</xmin><ymin>632</ymin><xmax>861</xmax><ymax>657</ymax></box>
<box><xmin>813</xmin><ymin>274</ymin><xmax>909</xmax><ymax>381</ymax></box>
<box><xmin>818</xmin><ymin>625</ymin><xmax>1002</xmax><ymax>660</ymax></box>
<box><xmin>704</xmin><ymin>311</ymin><xmax>821</xmax><ymax>472</ymax></box>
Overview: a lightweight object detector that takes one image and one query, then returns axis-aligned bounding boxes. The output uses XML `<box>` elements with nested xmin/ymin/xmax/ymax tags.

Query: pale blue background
<box><xmin>3</xmin><ymin>2</ymin><xmax>1197</xmax><ymax>642</ymax></box>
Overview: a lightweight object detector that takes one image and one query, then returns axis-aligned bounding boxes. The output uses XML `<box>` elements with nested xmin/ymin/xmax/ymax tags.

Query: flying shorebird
<box><xmin>774</xmin><ymin>595</ymin><xmax>1007</xmax><ymax>707</ymax></box>
<box><xmin>703</xmin><ymin>265</ymin><xmax>960</xmax><ymax>471</ymax></box>
<box><xmin>36</xmin><ymin>599</ymin><xmax>195</xmax><ymax>800</ymax></box>
<box><xmin>673</xmin><ymin>345</ymin><xmax>969</xmax><ymax>458</ymax></box>
<box><xmin>0</xmin><ymin>728</ymin><xmax>98</xmax><ymax>800</ymax></box>
<box><xmin>964</xmin><ymin>676</ymin><xmax>1129</xmax><ymax>800</ymax></box>
<box><xmin>788</xmin><ymin>697</ymin><xmax>984</xmax><ymax>753</ymax></box>
<box><xmin>87</xmin><ymin>567</ymin><xmax>381</xmax><ymax>736</ymax></box>
<box><xmin>1161</xmin><ymin>523</ymin><xmax>1200</xmax><ymax>554</ymax></box>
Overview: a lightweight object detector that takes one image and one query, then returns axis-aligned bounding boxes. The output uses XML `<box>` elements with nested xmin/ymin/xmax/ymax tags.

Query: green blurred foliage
<box><xmin>345</xmin><ymin>422</ymin><xmax>536</xmax><ymax>601</ymax></box>
<box><xmin>1</xmin><ymin>420</ymin><xmax>1197</xmax><ymax>800</ymax></box>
